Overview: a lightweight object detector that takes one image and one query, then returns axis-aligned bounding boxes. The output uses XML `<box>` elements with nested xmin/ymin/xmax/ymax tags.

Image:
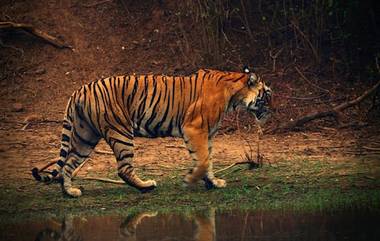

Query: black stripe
<box><xmin>145</xmin><ymin>90</ymin><xmax>162</xmax><ymax>136</ymax></box>
<box><xmin>93</xmin><ymin>83</ymin><xmax>103</xmax><ymax>133</ymax></box>
<box><xmin>60</xmin><ymin>149</ymin><xmax>67</xmax><ymax>158</ymax></box>
<box><xmin>128</xmin><ymin>75</ymin><xmax>139</xmax><ymax>105</ymax></box>
<box><xmin>189</xmin><ymin>75</ymin><xmax>193</xmax><ymax>101</ymax></box>
<box><xmin>119</xmin><ymin>152</ymin><xmax>134</xmax><ymax>160</ymax></box>
<box><xmin>216</xmin><ymin>75</ymin><xmax>224</xmax><ymax>85</ymax></box>
<box><xmin>65</xmin><ymin>163</ymin><xmax>75</xmax><ymax>170</ymax></box>
<box><xmin>73</xmin><ymin>129</ymin><xmax>97</xmax><ymax>147</ymax></box>
<box><xmin>148</xmin><ymin>76</ymin><xmax>158</xmax><ymax>107</ymax></box>
<box><xmin>108</xmin><ymin>135</ymin><xmax>134</xmax><ymax>147</ymax></box>
<box><xmin>163</xmin><ymin>76</ymin><xmax>168</xmax><ymax>101</ymax></box>
<box><xmin>70</xmin><ymin>149</ymin><xmax>88</xmax><ymax>159</ymax></box>
<box><xmin>171</xmin><ymin>77</ymin><xmax>176</xmax><ymax>111</ymax></box>
<box><xmin>86</xmin><ymin>84</ymin><xmax>101</xmax><ymax>136</ymax></box>
<box><xmin>166</xmin><ymin>117</ymin><xmax>174</xmax><ymax>135</ymax></box>
<box><xmin>136</xmin><ymin>76</ymin><xmax>149</xmax><ymax>125</ymax></box>
<box><xmin>51</xmin><ymin>169</ymin><xmax>59</xmax><ymax>177</ymax></box>
<box><xmin>63</xmin><ymin>123</ymin><xmax>72</xmax><ymax>131</ymax></box>
<box><xmin>57</xmin><ymin>160</ymin><xmax>65</xmax><ymax>167</ymax></box>
<box><xmin>193</xmin><ymin>73</ymin><xmax>198</xmax><ymax>101</ymax></box>
<box><xmin>104</xmin><ymin>120</ymin><xmax>134</xmax><ymax>140</ymax></box>
<box><xmin>153</xmin><ymin>82</ymin><xmax>172</xmax><ymax>134</ymax></box>
<box><xmin>76</xmin><ymin>106</ymin><xmax>101</xmax><ymax>137</ymax></box>
<box><xmin>62</xmin><ymin>134</ymin><xmax>70</xmax><ymax>142</ymax></box>
<box><xmin>118</xmin><ymin>162</ymin><xmax>133</xmax><ymax>170</ymax></box>
<box><xmin>121</xmin><ymin>75</ymin><xmax>127</xmax><ymax>105</ymax></box>
<box><xmin>232</xmin><ymin>74</ymin><xmax>245</xmax><ymax>82</ymax></box>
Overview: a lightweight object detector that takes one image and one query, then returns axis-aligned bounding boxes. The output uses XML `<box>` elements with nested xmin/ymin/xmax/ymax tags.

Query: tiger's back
<box><xmin>73</xmin><ymin>69</ymin><xmax>246</xmax><ymax>138</ymax></box>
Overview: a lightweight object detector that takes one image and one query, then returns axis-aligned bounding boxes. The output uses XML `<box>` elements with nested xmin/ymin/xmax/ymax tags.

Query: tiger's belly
<box><xmin>133</xmin><ymin>123</ymin><xmax>182</xmax><ymax>138</ymax></box>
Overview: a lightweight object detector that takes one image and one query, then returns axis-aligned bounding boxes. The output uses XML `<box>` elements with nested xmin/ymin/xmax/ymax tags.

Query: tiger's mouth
<box><xmin>247</xmin><ymin>90</ymin><xmax>272</xmax><ymax>123</ymax></box>
<box><xmin>248</xmin><ymin>100</ymin><xmax>271</xmax><ymax>121</ymax></box>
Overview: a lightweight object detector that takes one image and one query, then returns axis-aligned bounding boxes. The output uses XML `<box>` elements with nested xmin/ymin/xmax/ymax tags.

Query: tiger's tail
<box><xmin>32</xmin><ymin>98</ymin><xmax>75</xmax><ymax>184</ymax></box>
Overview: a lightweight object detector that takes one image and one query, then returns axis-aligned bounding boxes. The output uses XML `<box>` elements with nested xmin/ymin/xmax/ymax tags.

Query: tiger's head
<box><xmin>231</xmin><ymin>66</ymin><xmax>273</xmax><ymax>124</ymax></box>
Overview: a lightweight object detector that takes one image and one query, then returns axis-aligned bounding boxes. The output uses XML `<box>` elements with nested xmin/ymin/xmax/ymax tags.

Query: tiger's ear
<box><xmin>242</xmin><ymin>66</ymin><xmax>250</xmax><ymax>73</ymax></box>
<box><xmin>247</xmin><ymin>73</ymin><xmax>258</xmax><ymax>87</ymax></box>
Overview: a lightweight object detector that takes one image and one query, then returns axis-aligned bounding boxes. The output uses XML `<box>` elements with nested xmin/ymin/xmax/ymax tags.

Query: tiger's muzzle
<box><xmin>248</xmin><ymin>89</ymin><xmax>272</xmax><ymax>123</ymax></box>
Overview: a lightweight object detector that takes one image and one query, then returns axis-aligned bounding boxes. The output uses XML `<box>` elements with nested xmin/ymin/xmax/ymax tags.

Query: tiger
<box><xmin>32</xmin><ymin>67</ymin><xmax>272</xmax><ymax>197</ymax></box>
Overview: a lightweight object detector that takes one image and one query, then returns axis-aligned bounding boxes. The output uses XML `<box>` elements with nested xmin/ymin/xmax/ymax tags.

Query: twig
<box><xmin>269</xmin><ymin>48</ymin><xmax>283</xmax><ymax>72</ymax></box>
<box><xmin>0</xmin><ymin>21</ymin><xmax>72</xmax><ymax>50</ymax></box>
<box><xmin>94</xmin><ymin>149</ymin><xmax>114</xmax><ymax>155</ymax></box>
<box><xmin>291</xmin><ymin>20</ymin><xmax>319</xmax><ymax>64</ymax></box>
<box><xmin>21</xmin><ymin>122</ymin><xmax>30</xmax><ymax>130</ymax></box>
<box><xmin>239</xmin><ymin>0</ymin><xmax>254</xmax><ymax>40</ymax></box>
<box><xmin>72</xmin><ymin>159</ymin><xmax>89</xmax><ymax>178</ymax></box>
<box><xmin>294</xmin><ymin>66</ymin><xmax>330</xmax><ymax>94</ymax></box>
<box><xmin>214</xmin><ymin>161</ymin><xmax>252</xmax><ymax>174</ymax></box>
<box><xmin>218</xmin><ymin>166</ymin><xmax>244</xmax><ymax>178</ymax></box>
<box><xmin>38</xmin><ymin>160</ymin><xmax>57</xmax><ymax>172</ymax></box>
<box><xmin>82</xmin><ymin>0</ymin><xmax>113</xmax><ymax>8</ymax></box>
<box><xmin>77</xmin><ymin>176</ymin><xmax>125</xmax><ymax>184</ymax></box>
<box><xmin>274</xmin><ymin>93</ymin><xmax>327</xmax><ymax>100</ymax></box>
<box><xmin>362</xmin><ymin>146</ymin><xmax>380</xmax><ymax>151</ymax></box>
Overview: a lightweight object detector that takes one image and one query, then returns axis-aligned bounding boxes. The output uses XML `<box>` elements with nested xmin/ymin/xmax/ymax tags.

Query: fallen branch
<box><xmin>0</xmin><ymin>21</ymin><xmax>72</xmax><ymax>50</ymax></box>
<box><xmin>362</xmin><ymin>146</ymin><xmax>380</xmax><ymax>151</ymax></box>
<box><xmin>76</xmin><ymin>176</ymin><xmax>125</xmax><ymax>184</ymax></box>
<box><xmin>94</xmin><ymin>149</ymin><xmax>114</xmax><ymax>155</ymax></box>
<box><xmin>214</xmin><ymin>161</ymin><xmax>254</xmax><ymax>175</ymax></box>
<box><xmin>269</xmin><ymin>80</ymin><xmax>380</xmax><ymax>133</ymax></box>
<box><xmin>81</xmin><ymin>0</ymin><xmax>113</xmax><ymax>7</ymax></box>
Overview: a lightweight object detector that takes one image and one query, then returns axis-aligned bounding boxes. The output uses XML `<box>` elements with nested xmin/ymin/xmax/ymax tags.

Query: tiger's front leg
<box><xmin>202</xmin><ymin>139</ymin><xmax>226</xmax><ymax>189</ymax></box>
<box><xmin>183</xmin><ymin>126</ymin><xmax>226</xmax><ymax>189</ymax></box>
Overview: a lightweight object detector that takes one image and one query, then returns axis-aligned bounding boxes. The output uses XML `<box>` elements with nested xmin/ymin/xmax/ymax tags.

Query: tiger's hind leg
<box><xmin>105</xmin><ymin>126</ymin><xmax>157</xmax><ymax>193</ymax></box>
<box><xmin>61</xmin><ymin>119</ymin><xmax>100</xmax><ymax>197</ymax></box>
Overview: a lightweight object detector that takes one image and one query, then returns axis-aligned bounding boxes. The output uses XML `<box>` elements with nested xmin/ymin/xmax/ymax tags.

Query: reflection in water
<box><xmin>119</xmin><ymin>211</ymin><xmax>158</xmax><ymax>240</ymax></box>
<box><xmin>194</xmin><ymin>208</ymin><xmax>216</xmax><ymax>241</ymax></box>
<box><xmin>0</xmin><ymin>209</ymin><xmax>378</xmax><ymax>241</ymax></box>
<box><xmin>30</xmin><ymin>210</ymin><xmax>215</xmax><ymax>241</ymax></box>
<box><xmin>34</xmin><ymin>216</ymin><xmax>82</xmax><ymax>241</ymax></box>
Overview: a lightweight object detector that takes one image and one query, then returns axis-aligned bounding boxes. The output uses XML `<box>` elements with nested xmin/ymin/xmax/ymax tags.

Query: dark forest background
<box><xmin>0</xmin><ymin>0</ymin><xmax>379</xmax><ymax>131</ymax></box>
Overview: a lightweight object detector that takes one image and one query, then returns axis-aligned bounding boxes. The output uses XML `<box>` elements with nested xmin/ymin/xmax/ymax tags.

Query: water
<box><xmin>1</xmin><ymin>209</ymin><xmax>379</xmax><ymax>241</ymax></box>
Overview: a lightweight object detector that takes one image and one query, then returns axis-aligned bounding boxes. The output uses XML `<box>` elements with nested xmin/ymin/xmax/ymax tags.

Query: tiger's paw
<box><xmin>64</xmin><ymin>187</ymin><xmax>82</xmax><ymax>198</ymax></box>
<box><xmin>203</xmin><ymin>177</ymin><xmax>227</xmax><ymax>190</ymax></box>
<box><xmin>138</xmin><ymin>180</ymin><xmax>157</xmax><ymax>193</ymax></box>
<box><xmin>183</xmin><ymin>173</ymin><xmax>198</xmax><ymax>186</ymax></box>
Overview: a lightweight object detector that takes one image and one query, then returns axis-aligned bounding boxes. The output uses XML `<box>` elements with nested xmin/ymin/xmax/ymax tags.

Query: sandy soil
<box><xmin>1</xmin><ymin>117</ymin><xmax>378</xmax><ymax>183</ymax></box>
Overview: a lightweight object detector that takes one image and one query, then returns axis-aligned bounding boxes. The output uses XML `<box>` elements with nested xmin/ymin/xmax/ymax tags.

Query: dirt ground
<box><xmin>1</xmin><ymin>119</ymin><xmax>379</xmax><ymax>184</ymax></box>
<box><xmin>1</xmin><ymin>0</ymin><xmax>379</xmax><ymax>185</ymax></box>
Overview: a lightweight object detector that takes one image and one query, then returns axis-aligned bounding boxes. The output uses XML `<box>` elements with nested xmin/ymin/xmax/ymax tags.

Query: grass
<box><xmin>0</xmin><ymin>157</ymin><xmax>379</xmax><ymax>223</ymax></box>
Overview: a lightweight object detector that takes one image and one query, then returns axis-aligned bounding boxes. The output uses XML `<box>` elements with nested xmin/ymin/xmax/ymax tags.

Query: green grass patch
<box><xmin>1</xmin><ymin>158</ymin><xmax>379</xmax><ymax>223</ymax></box>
